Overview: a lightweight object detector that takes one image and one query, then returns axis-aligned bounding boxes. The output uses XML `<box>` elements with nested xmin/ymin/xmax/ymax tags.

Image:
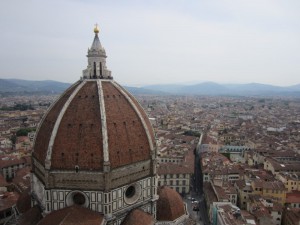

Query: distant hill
<box><xmin>0</xmin><ymin>79</ymin><xmax>71</xmax><ymax>95</ymax></box>
<box><xmin>124</xmin><ymin>86</ymin><xmax>167</xmax><ymax>95</ymax></box>
<box><xmin>142</xmin><ymin>84</ymin><xmax>186</xmax><ymax>93</ymax></box>
<box><xmin>1</xmin><ymin>78</ymin><xmax>300</xmax><ymax>97</ymax></box>
<box><xmin>142</xmin><ymin>82</ymin><xmax>300</xmax><ymax>97</ymax></box>
<box><xmin>0</xmin><ymin>79</ymin><xmax>164</xmax><ymax>96</ymax></box>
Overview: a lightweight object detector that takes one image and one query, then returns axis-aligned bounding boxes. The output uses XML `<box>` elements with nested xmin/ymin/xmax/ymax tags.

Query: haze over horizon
<box><xmin>0</xmin><ymin>0</ymin><xmax>299</xmax><ymax>87</ymax></box>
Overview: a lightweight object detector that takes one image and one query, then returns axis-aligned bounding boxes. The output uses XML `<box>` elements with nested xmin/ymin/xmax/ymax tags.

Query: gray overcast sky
<box><xmin>0</xmin><ymin>0</ymin><xmax>300</xmax><ymax>86</ymax></box>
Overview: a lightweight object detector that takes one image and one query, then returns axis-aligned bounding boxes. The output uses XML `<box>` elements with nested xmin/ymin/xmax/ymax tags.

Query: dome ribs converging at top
<box><xmin>33</xmin><ymin>81</ymin><xmax>81</xmax><ymax>166</ymax></box>
<box><xmin>27</xmin><ymin>25</ymin><xmax>191</xmax><ymax>224</ymax></box>
<box><xmin>33</xmin><ymin>79</ymin><xmax>154</xmax><ymax>172</ymax></box>
<box><xmin>51</xmin><ymin>81</ymin><xmax>104</xmax><ymax>170</ymax></box>
<box><xmin>32</xmin><ymin>26</ymin><xmax>155</xmax><ymax>175</ymax></box>
<box><xmin>102</xmin><ymin>81</ymin><xmax>151</xmax><ymax>169</ymax></box>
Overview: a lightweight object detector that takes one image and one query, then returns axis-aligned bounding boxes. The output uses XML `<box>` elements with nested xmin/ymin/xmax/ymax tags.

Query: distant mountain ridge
<box><xmin>0</xmin><ymin>78</ymin><xmax>300</xmax><ymax>97</ymax></box>
<box><xmin>142</xmin><ymin>82</ymin><xmax>300</xmax><ymax>96</ymax></box>
<box><xmin>0</xmin><ymin>79</ymin><xmax>71</xmax><ymax>94</ymax></box>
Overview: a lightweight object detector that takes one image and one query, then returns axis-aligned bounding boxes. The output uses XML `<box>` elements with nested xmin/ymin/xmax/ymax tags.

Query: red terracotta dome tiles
<box><xmin>156</xmin><ymin>186</ymin><xmax>185</xmax><ymax>221</ymax></box>
<box><xmin>33</xmin><ymin>80</ymin><xmax>154</xmax><ymax>171</ymax></box>
<box><xmin>33</xmin><ymin>82</ymin><xmax>81</xmax><ymax>166</ymax></box>
<box><xmin>121</xmin><ymin>209</ymin><xmax>154</xmax><ymax>225</ymax></box>
<box><xmin>37</xmin><ymin>205</ymin><xmax>104</xmax><ymax>225</ymax></box>
<box><xmin>102</xmin><ymin>82</ymin><xmax>151</xmax><ymax>169</ymax></box>
<box><xmin>117</xmin><ymin>84</ymin><xmax>155</xmax><ymax>148</ymax></box>
<box><xmin>51</xmin><ymin>81</ymin><xmax>104</xmax><ymax>170</ymax></box>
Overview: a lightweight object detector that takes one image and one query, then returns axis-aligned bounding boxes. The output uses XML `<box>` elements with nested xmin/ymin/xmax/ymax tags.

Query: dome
<box><xmin>32</xmin><ymin>79</ymin><xmax>155</xmax><ymax>171</ymax></box>
<box><xmin>37</xmin><ymin>205</ymin><xmax>104</xmax><ymax>225</ymax></box>
<box><xmin>30</xmin><ymin>26</ymin><xmax>158</xmax><ymax>223</ymax></box>
<box><xmin>121</xmin><ymin>209</ymin><xmax>154</xmax><ymax>225</ymax></box>
<box><xmin>156</xmin><ymin>186</ymin><xmax>185</xmax><ymax>221</ymax></box>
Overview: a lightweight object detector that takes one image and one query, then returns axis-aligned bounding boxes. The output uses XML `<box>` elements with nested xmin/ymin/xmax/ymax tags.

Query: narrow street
<box><xmin>184</xmin><ymin>142</ymin><xmax>210</xmax><ymax>225</ymax></box>
<box><xmin>184</xmin><ymin>192</ymin><xmax>208</xmax><ymax>225</ymax></box>
<box><xmin>183</xmin><ymin>197</ymin><xmax>202</xmax><ymax>225</ymax></box>
<box><xmin>188</xmin><ymin>139</ymin><xmax>210</xmax><ymax>225</ymax></box>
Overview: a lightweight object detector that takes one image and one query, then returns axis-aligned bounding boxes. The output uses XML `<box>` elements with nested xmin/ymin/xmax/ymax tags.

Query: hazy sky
<box><xmin>0</xmin><ymin>0</ymin><xmax>300</xmax><ymax>86</ymax></box>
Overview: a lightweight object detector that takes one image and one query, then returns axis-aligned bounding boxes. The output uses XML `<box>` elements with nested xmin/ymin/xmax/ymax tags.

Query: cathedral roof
<box><xmin>37</xmin><ymin>205</ymin><xmax>104</xmax><ymax>225</ymax></box>
<box><xmin>16</xmin><ymin>188</ymin><xmax>31</xmax><ymax>213</ymax></box>
<box><xmin>121</xmin><ymin>209</ymin><xmax>154</xmax><ymax>225</ymax></box>
<box><xmin>32</xmin><ymin>79</ymin><xmax>155</xmax><ymax>171</ymax></box>
<box><xmin>156</xmin><ymin>186</ymin><xmax>186</xmax><ymax>222</ymax></box>
<box><xmin>18</xmin><ymin>205</ymin><xmax>42</xmax><ymax>225</ymax></box>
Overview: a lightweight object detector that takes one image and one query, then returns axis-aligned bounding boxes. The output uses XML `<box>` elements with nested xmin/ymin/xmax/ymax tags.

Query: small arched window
<box><xmin>93</xmin><ymin>62</ymin><xmax>97</xmax><ymax>77</ymax></box>
<box><xmin>100</xmin><ymin>62</ymin><xmax>102</xmax><ymax>76</ymax></box>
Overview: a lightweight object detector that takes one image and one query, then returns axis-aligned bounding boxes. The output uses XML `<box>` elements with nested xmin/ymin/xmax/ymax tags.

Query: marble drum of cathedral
<box><xmin>30</xmin><ymin>25</ymin><xmax>190</xmax><ymax>225</ymax></box>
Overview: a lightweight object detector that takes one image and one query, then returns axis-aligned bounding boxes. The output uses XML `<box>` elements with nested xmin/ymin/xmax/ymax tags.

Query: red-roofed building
<box><xmin>0</xmin><ymin>191</ymin><xmax>19</xmax><ymax>224</ymax></box>
<box><xmin>158</xmin><ymin>163</ymin><xmax>193</xmax><ymax>194</ymax></box>
<box><xmin>284</xmin><ymin>208</ymin><xmax>300</xmax><ymax>225</ymax></box>
<box><xmin>0</xmin><ymin>156</ymin><xmax>29</xmax><ymax>181</ymax></box>
<box><xmin>286</xmin><ymin>191</ymin><xmax>300</xmax><ymax>208</ymax></box>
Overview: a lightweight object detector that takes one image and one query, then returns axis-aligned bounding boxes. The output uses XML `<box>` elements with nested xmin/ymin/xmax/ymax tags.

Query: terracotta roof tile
<box><xmin>37</xmin><ymin>205</ymin><xmax>104</xmax><ymax>225</ymax></box>
<box><xmin>0</xmin><ymin>191</ymin><xmax>19</xmax><ymax>212</ymax></box>
<box><xmin>51</xmin><ymin>81</ymin><xmax>103</xmax><ymax>170</ymax></box>
<box><xmin>33</xmin><ymin>80</ymin><xmax>154</xmax><ymax>171</ymax></box>
<box><xmin>156</xmin><ymin>186</ymin><xmax>185</xmax><ymax>221</ymax></box>
<box><xmin>33</xmin><ymin>82</ymin><xmax>81</xmax><ymax>166</ymax></box>
<box><xmin>16</xmin><ymin>188</ymin><xmax>31</xmax><ymax>213</ymax></box>
<box><xmin>103</xmin><ymin>82</ymin><xmax>151</xmax><ymax>169</ymax></box>
<box><xmin>121</xmin><ymin>209</ymin><xmax>154</xmax><ymax>225</ymax></box>
<box><xmin>158</xmin><ymin>163</ymin><xmax>193</xmax><ymax>175</ymax></box>
<box><xmin>118</xmin><ymin>84</ymin><xmax>155</xmax><ymax>146</ymax></box>
<box><xmin>286</xmin><ymin>191</ymin><xmax>300</xmax><ymax>204</ymax></box>
<box><xmin>18</xmin><ymin>205</ymin><xmax>42</xmax><ymax>225</ymax></box>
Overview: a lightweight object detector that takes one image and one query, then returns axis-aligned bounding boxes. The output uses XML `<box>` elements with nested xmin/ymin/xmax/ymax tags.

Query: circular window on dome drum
<box><xmin>66</xmin><ymin>191</ymin><xmax>89</xmax><ymax>208</ymax></box>
<box><xmin>124</xmin><ymin>183</ymin><xmax>141</xmax><ymax>205</ymax></box>
<box><xmin>73</xmin><ymin>192</ymin><xmax>86</xmax><ymax>205</ymax></box>
<box><xmin>125</xmin><ymin>186</ymin><xmax>135</xmax><ymax>198</ymax></box>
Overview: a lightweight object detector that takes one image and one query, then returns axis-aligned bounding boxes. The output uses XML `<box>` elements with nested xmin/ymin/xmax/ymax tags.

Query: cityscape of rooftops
<box><xmin>0</xmin><ymin>1</ymin><xmax>300</xmax><ymax>225</ymax></box>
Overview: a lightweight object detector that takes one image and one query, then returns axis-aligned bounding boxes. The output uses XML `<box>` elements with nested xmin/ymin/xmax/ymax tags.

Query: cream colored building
<box><xmin>157</xmin><ymin>163</ymin><xmax>193</xmax><ymax>194</ymax></box>
<box><xmin>277</xmin><ymin>172</ymin><xmax>300</xmax><ymax>192</ymax></box>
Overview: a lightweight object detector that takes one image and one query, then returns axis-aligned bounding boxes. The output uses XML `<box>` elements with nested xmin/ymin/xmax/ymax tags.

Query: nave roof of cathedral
<box><xmin>37</xmin><ymin>205</ymin><xmax>104</xmax><ymax>225</ymax></box>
